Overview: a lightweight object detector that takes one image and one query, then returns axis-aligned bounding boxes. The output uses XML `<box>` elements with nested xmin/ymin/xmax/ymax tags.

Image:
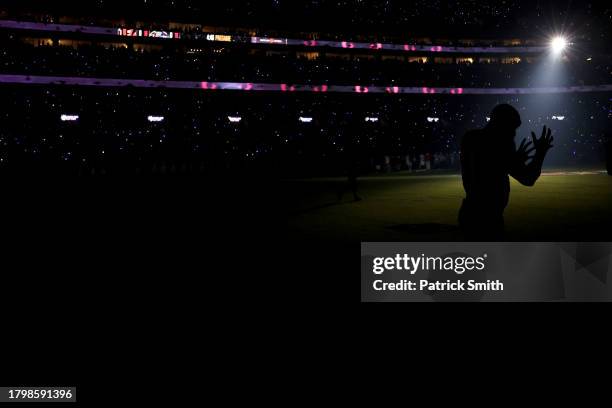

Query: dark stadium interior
<box><xmin>0</xmin><ymin>0</ymin><xmax>610</xmax><ymax>395</ymax></box>
<box><xmin>0</xmin><ymin>1</ymin><xmax>609</xmax><ymax>242</ymax></box>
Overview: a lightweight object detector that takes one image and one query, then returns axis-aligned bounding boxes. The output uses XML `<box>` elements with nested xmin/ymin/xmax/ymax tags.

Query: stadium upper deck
<box><xmin>3</xmin><ymin>1</ymin><xmax>610</xmax><ymax>44</ymax></box>
<box><xmin>0</xmin><ymin>2</ymin><xmax>609</xmax><ymax>94</ymax></box>
<box><xmin>0</xmin><ymin>16</ymin><xmax>549</xmax><ymax>56</ymax></box>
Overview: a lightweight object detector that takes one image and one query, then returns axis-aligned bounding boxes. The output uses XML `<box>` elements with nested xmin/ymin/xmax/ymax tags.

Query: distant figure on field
<box><xmin>425</xmin><ymin>152</ymin><xmax>432</xmax><ymax>170</ymax></box>
<box><xmin>338</xmin><ymin>134</ymin><xmax>362</xmax><ymax>202</ymax></box>
<box><xmin>606</xmin><ymin>132</ymin><xmax>612</xmax><ymax>176</ymax></box>
<box><xmin>405</xmin><ymin>154</ymin><xmax>412</xmax><ymax>172</ymax></box>
<box><xmin>459</xmin><ymin>104</ymin><xmax>554</xmax><ymax>240</ymax></box>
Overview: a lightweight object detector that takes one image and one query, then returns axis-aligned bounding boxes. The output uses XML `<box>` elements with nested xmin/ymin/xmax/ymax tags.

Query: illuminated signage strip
<box><xmin>117</xmin><ymin>28</ymin><xmax>180</xmax><ymax>39</ymax></box>
<box><xmin>206</xmin><ymin>34</ymin><xmax>233</xmax><ymax>42</ymax></box>
<box><xmin>1</xmin><ymin>75</ymin><xmax>611</xmax><ymax>95</ymax></box>
<box><xmin>263</xmin><ymin>37</ymin><xmax>548</xmax><ymax>54</ymax></box>
<box><xmin>0</xmin><ymin>19</ymin><xmax>117</xmax><ymax>35</ymax></box>
<box><xmin>251</xmin><ymin>37</ymin><xmax>289</xmax><ymax>45</ymax></box>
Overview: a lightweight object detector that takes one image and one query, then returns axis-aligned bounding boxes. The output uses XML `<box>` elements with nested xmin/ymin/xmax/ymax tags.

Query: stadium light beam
<box><xmin>147</xmin><ymin>115</ymin><xmax>165</xmax><ymax>122</ymax></box>
<box><xmin>228</xmin><ymin>116</ymin><xmax>242</xmax><ymax>123</ymax></box>
<box><xmin>299</xmin><ymin>116</ymin><xmax>313</xmax><ymax>123</ymax></box>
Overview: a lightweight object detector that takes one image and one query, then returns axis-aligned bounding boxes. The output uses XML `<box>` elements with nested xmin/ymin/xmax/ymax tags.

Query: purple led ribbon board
<box><xmin>0</xmin><ymin>75</ymin><xmax>611</xmax><ymax>95</ymax></box>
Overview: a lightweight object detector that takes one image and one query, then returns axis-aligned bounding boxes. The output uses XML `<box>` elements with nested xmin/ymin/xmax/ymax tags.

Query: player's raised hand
<box><xmin>532</xmin><ymin>126</ymin><xmax>554</xmax><ymax>157</ymax></box>
<box><xmin>515</xmin><ymin>138</ymin><xmax>536</xmax><ymax>164</ymax></box>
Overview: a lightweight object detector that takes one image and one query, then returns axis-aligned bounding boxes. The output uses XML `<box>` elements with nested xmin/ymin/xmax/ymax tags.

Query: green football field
<box><xmin>285</xmin><ymin>170</ymin><xmax>612</xmax><ymax>242</ymax></box>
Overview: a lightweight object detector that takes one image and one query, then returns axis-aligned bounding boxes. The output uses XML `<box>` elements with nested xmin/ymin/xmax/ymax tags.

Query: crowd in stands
<box><xmin>0</xmin><ymin>86</ymin><xmax>608</xmax><ymax>177</ymax></box>
<box><xmin>0</xmin><ymin>2</ymin><xmax>610</xmax><ymax>178</ymax></box>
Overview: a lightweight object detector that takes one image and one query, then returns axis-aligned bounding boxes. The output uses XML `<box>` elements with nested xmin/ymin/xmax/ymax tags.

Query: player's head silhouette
<box><xmin>487</xmin><ymin>104</ymin><xmax>522</xmax><ymax>139</ymax></box>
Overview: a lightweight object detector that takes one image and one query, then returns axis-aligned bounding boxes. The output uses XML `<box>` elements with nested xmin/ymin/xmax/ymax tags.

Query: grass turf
<box><xmin>285</xmin><ymin>170</ymin><xmax>612</xmax><ymax>242</ymax></box>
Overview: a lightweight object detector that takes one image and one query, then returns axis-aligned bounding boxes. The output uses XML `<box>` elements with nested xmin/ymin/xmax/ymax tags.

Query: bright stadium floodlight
<box><xmin>60</xmin><ymin>114</ymin><xmax>79</xmax><ymax>122</ymax></box>
<box><xmin>426</xmin><ymin>117</ymin><xmax>439</xmax><ymax>123</ymax></box>
<box><xmin>551</xmin><ymin>36</ymin><xmax>568</xmax><ymax>55</ymax></box>
<box><xmin>228</xmin><ymin>116</ymin><xmax>242</xmax><ymax>123</ymax></box>
<box><xmin>299</xmin><ymin>116</ymin><xmax>313</xmax><ymax>123</ymax></box>
<box><xmin>147</xmin><ymin>115</ymin><xmax>165</xmax><ymax>122</ymax></box>
<box><xmin>552</xmin><ymin>116</ymin><xmax>565</xmax><ymax>121</ymax></box>
<box><xmin>365</xmin><ymin>117</ymin><xmax>379</xmax><ymax>122</ymax></box>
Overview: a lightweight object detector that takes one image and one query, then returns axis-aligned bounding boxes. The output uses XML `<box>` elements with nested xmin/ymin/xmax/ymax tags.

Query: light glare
<box><xmin>551</xmin><ymin>36</ymin><xmax>567</xmax><ymax>54</ymax></box>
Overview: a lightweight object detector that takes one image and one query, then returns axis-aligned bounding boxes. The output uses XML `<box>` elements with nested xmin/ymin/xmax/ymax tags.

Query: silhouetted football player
<box><xmin>459</xmin><ymin>104</ymin><xmax>554</xmax><ymax>240</ymax></box>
